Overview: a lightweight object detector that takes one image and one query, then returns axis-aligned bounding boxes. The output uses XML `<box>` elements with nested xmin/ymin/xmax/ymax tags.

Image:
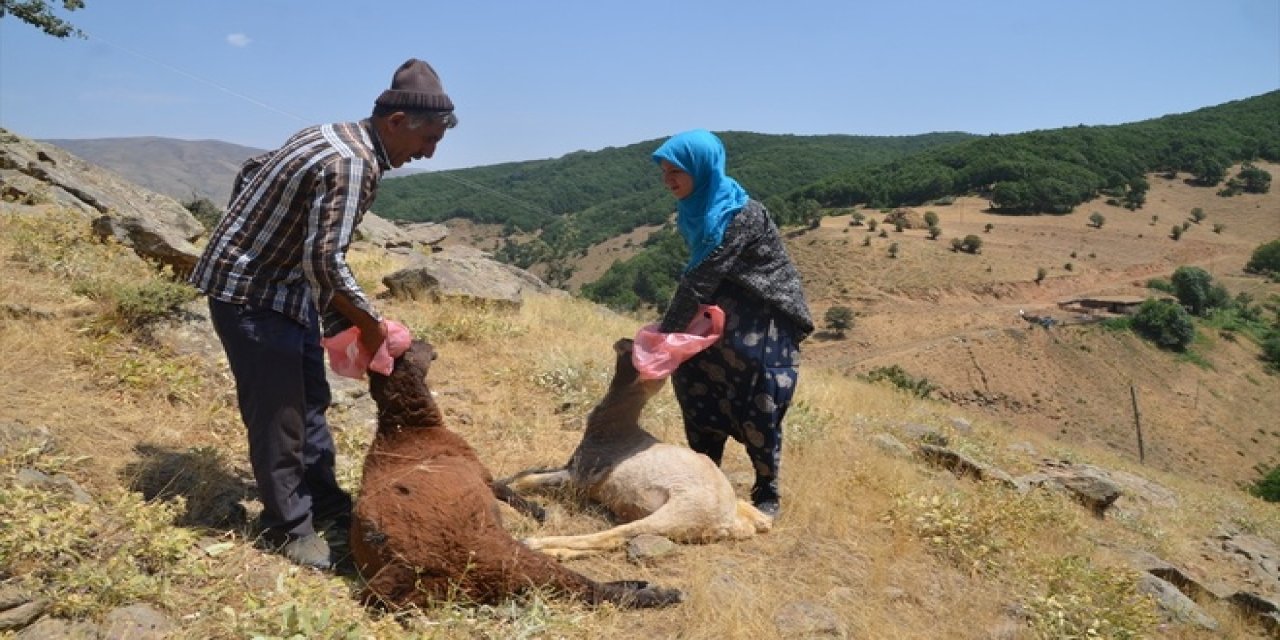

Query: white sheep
<box><xmin>501</xmin><ymin>338</ymin><xmax>772</xmax><ymax>560</ymax></box>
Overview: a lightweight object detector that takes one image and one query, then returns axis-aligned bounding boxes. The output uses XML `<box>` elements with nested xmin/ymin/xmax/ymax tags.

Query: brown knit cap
<box><xmin>375</xmin><ymin>58</ymin><xmax>454</xmax><ymax>112</ymax></box>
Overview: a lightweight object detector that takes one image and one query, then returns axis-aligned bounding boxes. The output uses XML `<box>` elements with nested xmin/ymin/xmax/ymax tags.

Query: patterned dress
<box><xmin>660</xmin><ymin>200</ymin><xmax>814</xmax><ymax>506</ymax></box>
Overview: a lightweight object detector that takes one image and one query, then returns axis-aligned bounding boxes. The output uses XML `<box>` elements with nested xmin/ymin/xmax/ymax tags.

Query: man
<box><xmin>189</xmin><ymin>58</ymin><xmax>456</xmax><ymax>569</ymax></box>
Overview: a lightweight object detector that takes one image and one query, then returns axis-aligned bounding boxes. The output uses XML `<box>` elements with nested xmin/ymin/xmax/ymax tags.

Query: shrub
<box><xmin>1170</xmin><ymin>226</ymin><xmax>1183</xmax><ymax>241</ymax></box>
<box><xmin>1035</xmin><ymin>267</ymin><xmax>1047</xmax><ymax>284</ymax></box>
<box><xmin>923</xmin><ymin>210</ymin><xmax>939</xmax><ymax>227</ymax></box>
<box><xmin>927</xmin><ymin>225</ymin><xmax>942</xmax><ymax>240</ymax></box>
<box><xmin>1262</xmin><ymin>331</ymin><xmax>1280</xmax><ymax>371</ymax></box>
<box><xmin>961</xmin><ymin>235</ymin><xmax>983</xmax><ymax>254</ymax></box>
<box><xmin>72</xmin><ymin>277</ymin><xmax>198</xmax><ymax>333</ymax></box>
<box><xmin>1245</xmin><ymin>239</ymin><xmax>1280</xmax><ymax>276</ymax></box>
<box><xmin>983</xmin><ymin>223</ymin><xmax>994</xmax><ymax>233</ymax></box>
<box><xmin>1250</xmin><ymin>465</ymin><xmax>1280</xmax><ymax>502</ymax></box>
<box><xmin>824</xmin><ymin>306</ymin><xmax>855</xmax><ymax>337</ymax></box>
<box><xmin>1088</xmin><ymin>211</ymin><xmax>1105</xmax><ymax>228</ymax></box>
<box><xmin>1189</xmin><ymin>207</ymin><xmax>1206</xmax><ymax>224</ymax></box>
<box><xmin>859</xmin><ymin>365</ymin><xmax>936</xmax><ymax>398</ymax></box>
<box><xmin>182</xmin><ymin>196</ymin><xmax>223</xmax><ymax>230</ymax></box>
<box><xmin>1134</xmin><ymin>277</ymin><xmax>1160</xmax><ymax>295</ymax></box>
<box><xmin>1131</xmin><ymin>299</ymin><xmax>1195</xmax><ymax>350</ymax></box>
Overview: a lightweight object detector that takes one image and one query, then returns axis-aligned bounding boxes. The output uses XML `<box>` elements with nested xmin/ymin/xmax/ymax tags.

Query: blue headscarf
<box><xmin>652</xmin><ymin>129</ymin><xmax>749</xmax><ymax>272</ymax></box>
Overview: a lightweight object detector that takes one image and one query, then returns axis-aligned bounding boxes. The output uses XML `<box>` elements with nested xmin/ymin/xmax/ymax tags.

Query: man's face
<box><xmin>384</xmin><ymin>113</ymin><xmax>448</xmax><ymax>168</ymax></box>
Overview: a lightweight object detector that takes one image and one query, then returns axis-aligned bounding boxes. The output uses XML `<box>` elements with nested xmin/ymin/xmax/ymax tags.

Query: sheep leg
<box><xmin>499</xmin><ymin>468</ymin><xmax>571</xmax><ymax>494</ymax></box>
<box><xmin>491</xmin><ymin>481</ymin><xmax>546</xmax><ymax>522</ymax></box>
<box><xmin>522</xmin><ymin>505</ymin><xmax>685</xmax><ymax>560</ymax></box>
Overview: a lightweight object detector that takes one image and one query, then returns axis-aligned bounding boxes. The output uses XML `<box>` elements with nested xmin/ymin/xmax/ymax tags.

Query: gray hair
<box><xmin>406</xmin><ymin>110</ymin><xmax>458</xmax><ymax>130</ymax></box>
<box><xmin>373</xmin><ymin>105</ymin><xmax>458</xmax><ymax>129</ymax></box>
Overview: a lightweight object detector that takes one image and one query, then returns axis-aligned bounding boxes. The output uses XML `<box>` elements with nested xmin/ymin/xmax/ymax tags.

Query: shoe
<box><xmin>754</xmin><ymin>499</ymin><xmax>781</xmax><ymax>519</ymax></box>
<box><xmin>315</xmin><ymin>511</ymin><xmax>352</xmax><ymax>537</ymax></box>
<box><xmin>755</xmin><ymin>500</ymin><xmax>780</xmax><ymax>519</ymax></box>
<box><xmin>276</xmin><ymin>533</ymin><xmax>333</xmax><ymax>570</ymax></box>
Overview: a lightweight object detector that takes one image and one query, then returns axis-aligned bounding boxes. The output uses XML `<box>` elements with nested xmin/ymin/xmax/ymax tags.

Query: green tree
<box><xmin>1189</xmin><ymin>155</ymin><xmax>1228</xmax><ymax>186</ymax></box>
<box><xmin>927</xmin><ymin>225</ymin><xmax>942</xmax><ymax>240</ymax></box>
<box><xmin>888</xmin><ymin>242</ymin><xmax>900</xmax><ymax>258</ymax></box>
<box><xmin>1237</xmin><ymin>163</ymin><xmax>1272</xmax><ymax>194</ymax></box>
<box><xmin>1088</xmin><ymin>211</ymin><xmax>1105</xmax><ymax>228</ymax></box>
<box><xmin>0</xmin><ymin>0</ymin><xmax>84</xmax><ymax>38</ymax></box>
<box><xmin>923</xmin><ymin>210</ymin><xmax>939</xmax><ymax>227</ymax></box>
<box><xmin>824</xmin><ymin>306</ymin><xmax>855</xmax><ymax>337</ymax></box>
<box><xmin>1171</xmin><ymin>266</ymin><xmax>1222</xmax><ymax>316</ymax></box>
<box><xmin>1123</xmin><ymin>176</ymin><xmax>1148</xmax><ymax>210</ymax></box>
<box><xmin>1170</xmin><ymin>225</ymin><xmax>1183</xmax><ymax>241</ymax></box>
<box><xmin>1189</xmin><ymin>207</ymin><xmax>1206</xmax><ymax>224</ymax></box>
<box><xmin>1131</xmin><ymin>298</ymin><xmax>1195</xmax><ymax>350</ymax></box>
<box><xmin>1245</xmin><ymin>239</ymin><xmax>1280</xmax><ymax>276</ymax></box>
<box><xmin>961</xmin><ymin>235</ymin><xmax>983</xmax><ymax>254</ymax></box>
<box><xmin>1035</xmin><ymin>267</ymin><xmax>1048</xmax><ymax>284</ymax></box>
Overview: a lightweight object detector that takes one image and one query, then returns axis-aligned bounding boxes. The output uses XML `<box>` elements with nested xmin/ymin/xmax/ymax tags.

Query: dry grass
<box><xmin>1</xmin><ymin>194</ymin><xmax>1278</xmax><ymax>639</ymax></box>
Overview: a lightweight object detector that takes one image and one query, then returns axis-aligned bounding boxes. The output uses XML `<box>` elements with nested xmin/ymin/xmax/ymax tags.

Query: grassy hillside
<box><xmin>1</xmin><ymin>194</ymin><xmax>1277</xmax><ymax>638</ymax></box>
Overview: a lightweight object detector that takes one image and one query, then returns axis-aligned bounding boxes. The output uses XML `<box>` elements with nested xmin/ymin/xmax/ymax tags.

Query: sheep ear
<box><xmin>613</xmin><ymin>338</ymin><xmax>633</xmax><ymax>355</ymax></box>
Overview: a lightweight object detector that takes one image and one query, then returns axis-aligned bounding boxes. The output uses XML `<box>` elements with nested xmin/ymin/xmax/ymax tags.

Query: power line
<box><xmin>85</xmin><ymin>32</ymin><xmax>308</xmax><ymax>124</ymax></box>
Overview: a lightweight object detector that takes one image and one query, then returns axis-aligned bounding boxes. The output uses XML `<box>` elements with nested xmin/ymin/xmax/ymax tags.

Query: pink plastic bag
<box><xmin>321</xmin><ymin>319</ymin><xmax>413</xmax><ymax>379</ymax></box>
<box><xmin>632</xmin><ymin>305</ymin><xmax>725</xmax><ymax>380</ymax></box>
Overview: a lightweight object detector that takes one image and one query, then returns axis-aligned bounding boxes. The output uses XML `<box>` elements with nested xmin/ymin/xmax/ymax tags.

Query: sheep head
<box><xmin>369</xmin><ymin>339</ymin><xmax>440</xmax><ymax>431</ymax></box>
<box><xmin>611</xmin><ymin>338</ymin><xmax>666</xmax><ymax>398</ymax></box>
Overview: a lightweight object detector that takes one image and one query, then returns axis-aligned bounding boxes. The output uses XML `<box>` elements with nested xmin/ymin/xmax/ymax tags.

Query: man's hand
<box><xmin>329</xmin><ymin>291</ymin><xmax>385</xmax><ymax>357</ymax></box>
<box><xmin>359</xmin><ymin>319</ymin><xmax>388</xmax><ymax>358</ymax></box>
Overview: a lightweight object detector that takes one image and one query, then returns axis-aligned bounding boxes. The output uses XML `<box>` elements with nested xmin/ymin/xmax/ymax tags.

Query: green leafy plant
<box><xmin>859</xmin><ymin>365</ymin><xmax>936</xmax><ymax>397</ymax></box>
<box><xmin>1130</xmin><ymin>298</ymin><xmax>1195</xmax><ymax>350</ymax></box>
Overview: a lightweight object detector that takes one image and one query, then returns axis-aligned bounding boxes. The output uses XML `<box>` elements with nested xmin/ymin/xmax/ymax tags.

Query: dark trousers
<box><xmin>672</xmin><ymin>292</ymin><xmax>800</xmax><ymax>505</ymax></box>
<box><xmin>207</xmin><ymin>298</ymin><xmax>351</xmax><ymax>538</ymax></box>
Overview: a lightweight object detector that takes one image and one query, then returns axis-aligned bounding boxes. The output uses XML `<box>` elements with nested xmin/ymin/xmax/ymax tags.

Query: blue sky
<box><xmin>2</xmin><ymin>1</ymin><xmax>1277</xmax><ymax>171</ymax></box>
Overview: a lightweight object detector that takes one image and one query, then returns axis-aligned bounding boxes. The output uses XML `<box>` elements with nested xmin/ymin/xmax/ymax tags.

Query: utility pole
<box><xmin>1130</xmin><ymin>383</ymin><xmax>1145</xmax><ymax>464</ymax></box>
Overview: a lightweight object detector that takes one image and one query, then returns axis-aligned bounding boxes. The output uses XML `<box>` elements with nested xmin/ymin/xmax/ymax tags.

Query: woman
<box><xmin>652</xmin><ymin>129</ymin><xmax>814</xmax><ymax>518</ymax></box>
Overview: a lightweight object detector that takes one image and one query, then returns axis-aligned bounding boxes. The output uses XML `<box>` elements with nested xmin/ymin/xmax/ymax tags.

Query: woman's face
<box><xmin>659</xmin><ymin>160</ymin><xmax>695</xmax><ymax>200</ymax></box>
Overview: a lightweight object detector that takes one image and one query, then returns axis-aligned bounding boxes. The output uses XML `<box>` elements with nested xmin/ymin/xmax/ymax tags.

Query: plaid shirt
<box><xmin>189</xmin><ymin>120</ymin><xmax>390</xmax><ymax>333</ymax></box>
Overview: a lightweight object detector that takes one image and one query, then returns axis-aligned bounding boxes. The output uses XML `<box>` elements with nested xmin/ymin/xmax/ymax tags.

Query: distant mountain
<box><xmin>39</xmin><ymin>137</ymin><xmax>445</xmax><ymax>210</ymax></box>
<box><xmin>40</xmin><ymin>137</ymin><xmax>266</xmax><ymax>209</ymax></box>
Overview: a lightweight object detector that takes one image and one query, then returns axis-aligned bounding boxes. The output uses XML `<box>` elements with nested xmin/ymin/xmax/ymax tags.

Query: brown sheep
<box><xmin>501</xmin><ymin>338</ymin><xmax>772</xmax><ymax>560</ymax></box>
<box><xmin>350</xmin><ymin>339</ymin><xmax>682</xmax><ymax>609</ymax></box>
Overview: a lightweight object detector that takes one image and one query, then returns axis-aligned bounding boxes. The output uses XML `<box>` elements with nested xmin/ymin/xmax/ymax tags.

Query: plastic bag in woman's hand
<box><xmin>322</xmin><ymin>320</ymin><xmax>413</xmax><ymax>379</ymax></box>
<box><xmin>632</xmin><ymin>305</ymin><xmax>724</xmax><ymax>380</ymax></box>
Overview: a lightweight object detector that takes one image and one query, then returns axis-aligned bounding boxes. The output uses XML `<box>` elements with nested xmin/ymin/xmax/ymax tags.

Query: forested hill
<box><xmin>374</xmin><ymin>131</ymin><xmax>975</xmax><ymax>246</ymax></box>
<box><xmin>776</xmin><ymin>90</ymin><xmax>1280</xmax><ymax>219</ymax></box>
